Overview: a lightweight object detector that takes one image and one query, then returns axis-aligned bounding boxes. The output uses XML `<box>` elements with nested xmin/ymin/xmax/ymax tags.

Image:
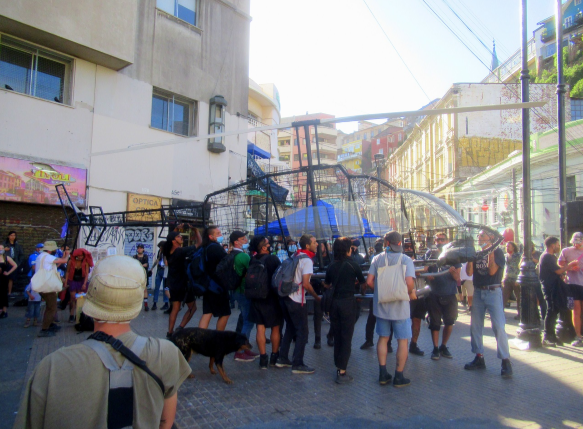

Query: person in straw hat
<box><xmin>16</xmin><ymin>255</ymin><xmax>191</xmax><ymax>429</ymax></box>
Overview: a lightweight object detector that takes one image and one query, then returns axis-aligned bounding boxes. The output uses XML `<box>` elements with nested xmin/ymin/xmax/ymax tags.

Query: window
<box><xmin>567</xmin><ymin>175</ymin><xmax>577</xmax><ymax>201</ymax></box>
<box><xmin>151</xmin><ymin>89</ymin><xmax>195</xmax><ymax>136</ymax></box>
<box><xmin>279</xmin><ymin>139</ymin><xmax>290</xmax><ymax>146</ymax></box>
<box><xmin>302</xmin><ymin>185</ymin><xmax>307</xmax><ymax>191</ymax></box>
<box><xmin>0</xmin><ymin>36</ymin><xmax>72</xmax><ymax>104</ymax></box>
<box><xmin>379</xmin><ymin>148</ymin><xmax>383</xmax><ymax>155</ymax></box>
<box><xmin>565</xmin><ymin>15</ymin><xmax>573</xmax><ymax>28</ymax></box>
<box><xmin>572</xmin><ymin>99</ymin><xmax>583</xmax><ymax>121</ymax></box>
<box><xmin>157</xmin><ymin>0</ymin><xmax>198</xmax><ymax>26</ymax></box>
<box><xmin>364</xmin><ymin>133</ymin><xmax>368</xmax><ymax>140</ymax></box>
<box><xmin>279</xmin><ymin>154</ymin><xmax>290</xmax><ymax>161</ymax></box>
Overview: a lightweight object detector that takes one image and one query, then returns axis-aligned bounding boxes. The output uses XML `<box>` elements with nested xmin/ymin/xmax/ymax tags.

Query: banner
<box><xmin>0</xmin><ymin>156</ymin><xmax>87</xmax><ymax>207</ymax></box>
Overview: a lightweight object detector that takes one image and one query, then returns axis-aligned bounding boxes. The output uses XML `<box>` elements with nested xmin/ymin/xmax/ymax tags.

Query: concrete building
<box><xmin>361</xmin><ymin>126</ymin><xmax>405</xmax><ymax>175</ymax></box>
<box><xmin>0</xmin><ymin>0</ymin><xmax>251</xmax><ymax>264</ymax></box>
<box><xmin>386</xmin><ymin>83</ymin><xmax>562</xmax><ymax>224</ymax></box>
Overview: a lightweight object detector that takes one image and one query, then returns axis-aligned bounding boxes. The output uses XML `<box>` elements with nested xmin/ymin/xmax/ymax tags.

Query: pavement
<box><xmin>2</xmin><ymin>298</ymin><xmax>583</xmax><ymax>429</ymax></box>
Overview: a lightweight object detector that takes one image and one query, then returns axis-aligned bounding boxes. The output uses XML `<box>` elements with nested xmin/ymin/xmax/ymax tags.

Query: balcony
<box><xmin>0</xmin><ymin>0</ymin><xmax>137</xmax><ymax>70</ymax></box>
<box><xmin>541</xmin><ymin>29</ymin><xmax>556</xmax><ymax>43</ymax></box>
<box><xmin>482</xmin><ymin>37</ymin><xmax>535</xmax><ymax>83</ymax></box>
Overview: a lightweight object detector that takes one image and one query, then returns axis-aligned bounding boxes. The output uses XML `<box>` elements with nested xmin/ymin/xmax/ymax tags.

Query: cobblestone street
<box><xmin>3</xmin><ymin>299</ymin><xmax>583</xmax><ymax>429</ymax></box>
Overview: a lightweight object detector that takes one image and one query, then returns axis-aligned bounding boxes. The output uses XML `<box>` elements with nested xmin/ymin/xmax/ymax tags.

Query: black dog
<box><xmin>170</xmin><ymin>327</ymin><xmax>251</xmax><ymax>384</ymax></box>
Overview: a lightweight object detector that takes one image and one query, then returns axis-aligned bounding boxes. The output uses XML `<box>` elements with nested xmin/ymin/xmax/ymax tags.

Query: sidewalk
<box><xmin>4</xmin><ymin>301</ymin><xmax>583</xmax><ymax>429</ymax></box>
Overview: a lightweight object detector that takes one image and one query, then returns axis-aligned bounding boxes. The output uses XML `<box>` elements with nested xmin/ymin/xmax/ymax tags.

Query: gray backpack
<box><xmin>84</xmin><ymin>332</ymin><xmax>165</xmax><ymax>429</ymax></box>
<box><xmin>272</xmin><ymin>253</ymin><xmax>310</xmax><ymax>297</ymax></box>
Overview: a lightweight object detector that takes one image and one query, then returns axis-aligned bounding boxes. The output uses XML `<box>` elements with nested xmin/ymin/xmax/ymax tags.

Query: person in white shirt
<box><xmin>275</xmin><ymin>234</ymin><xmax>320</xmax><ymax>374</ymax></box>
<box><xmin>460</xmin><ymin>262</ymin><xmax>474</xmax><ymax>312</ymax></box>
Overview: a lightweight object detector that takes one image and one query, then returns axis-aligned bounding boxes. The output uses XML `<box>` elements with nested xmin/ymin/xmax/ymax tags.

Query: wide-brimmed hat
<box><xmin>43</xmin><ymin>241</ymin><xmax>58</xmax><ymax>252</ymax></box>
<box><xmin>83</xmin><ymin>255</ymin><xmax>146</xmax><ymax>322</ymax></box>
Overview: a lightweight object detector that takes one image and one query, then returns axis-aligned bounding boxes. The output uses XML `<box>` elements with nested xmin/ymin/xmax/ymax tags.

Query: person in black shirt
<box><xmin>198</xmin><ymin>226</ymin><xmax>231</xmax><ymax>331</ymax></box>
<box><xmin>163</xmin><ymin>230</ymin><xmax>200</xmax><ymax>338</ymax></box>
<box><xmin>464</xmin><ymin>229</ymin><xmax>512</xmax><ymax>378</ymax></box>
<box><xmin>133</xmin><ymin>244</ymin><xmax>150</xmax><ymax>312</ymax></box>
<box><xmin>248</xmin><ymin>236</ymin><xmax>283</xmax><ymax>369</ymax></box>
<box><xmin>539</xmin><ymin>236</ymin><xmax>578</xmax><ymax>347</ymax></box>
<box><xmin>350</xmin><ymin>238</ymin><xmax>365</xmax><ymax>265</ymax></box>
<box><xmin>325</xmin><ymin>237</ymin><xmax>366</xmax><ymax>384</ymax></box>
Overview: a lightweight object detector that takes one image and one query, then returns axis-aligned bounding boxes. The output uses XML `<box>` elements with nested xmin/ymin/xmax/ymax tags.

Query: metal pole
<box><xmin>304</xmin><ymin>123</ymin><xmax>325</xmax><ymax>269</ymax></box>
<box><xmin>314</xmin><ymin>125</ymin><xmax>321</xmax><ymax>165</ymax></box>
<box><xmin>517</xmin><ymin>0</ymin><xmax>542</xmax><ymax>348</ymax></box>
<box><xmin>557</xmin><ymin>0</ymin><xmax>568</xmax><ymax>247</ymax></box>
<box><xmin>512</xmin><ymin>168</ymin><xmax>519</xmax><ymax>243</ymax></box>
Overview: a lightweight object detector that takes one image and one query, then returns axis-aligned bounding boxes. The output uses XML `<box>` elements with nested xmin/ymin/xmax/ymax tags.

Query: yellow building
<box><xmin>338</xmin><ymin>139</ymin><xmax>362</xmax><ymax>173</ymax></box>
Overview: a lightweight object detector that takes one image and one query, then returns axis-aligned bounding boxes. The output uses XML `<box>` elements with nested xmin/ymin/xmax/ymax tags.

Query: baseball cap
<box><xmin>351</xmin><ymin>238</ymin><xmax>361</xmax><ymax>248</ymax></box>
<box><xmin>83</xmin><ymin>255</ymin><xmax>146</xmax><ymax>322</ymax></box>
<box><xmin>384</xmin><ymin>231</ymin><xmax>403</xmax><ymax>253</ymax></box>
<box><xmin>167</xmin><ymin>231</ymin><xmax>180</xmax><ymax>243</ymax></box>
<box><xmin>136</xmin><ymin>243</ymin><xmax>144</xmax><ymax>249</ymax></box>
<box><xmin>229</xmin><ymin>230</ymin><xmax>247</xmax><ymax>245</ymax></box>
<box><xmin>35</xmin><ymin>243</ymin><xmax>44</xmax><ymax>249</ymax></box>
<box><xmin>571</xmin><ymin>232</ymin><xmax>583</xmax><ymax>244</ymax></box>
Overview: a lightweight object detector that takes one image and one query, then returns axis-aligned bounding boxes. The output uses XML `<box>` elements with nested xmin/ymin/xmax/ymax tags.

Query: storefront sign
<box><xmin>0</xmin><ymin>156</ymin><xmax>87</xmax><ymax>207</ymax></box>
<box><xmin>127</xmin><ymin>193</ymin><xmax>162</xmax><ymax>221</ymax></box>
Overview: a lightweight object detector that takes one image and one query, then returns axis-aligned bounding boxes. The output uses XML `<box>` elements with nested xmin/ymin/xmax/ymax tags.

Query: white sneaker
<box><xmin>571</xmin><ymin>338</ymin><xmax>583</xmax><ymax>347</ymax></box>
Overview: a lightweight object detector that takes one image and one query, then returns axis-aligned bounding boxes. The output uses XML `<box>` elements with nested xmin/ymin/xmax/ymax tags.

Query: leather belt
<box><xmin>476</xmin><ymin>284</ymin><xmax>501</xmax><ymax>291</ymax></box>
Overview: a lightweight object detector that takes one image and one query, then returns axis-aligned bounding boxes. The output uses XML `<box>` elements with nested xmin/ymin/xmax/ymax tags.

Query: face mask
<box><xmin>289</xmin><ymin>245</ymin><xmax>297</xmax><ymax>252</ymax></box>
<box><xmin>242</xmin><ymin>243</ymin><xmax>249</xmax><ymax>250</ymax></box>
<box><xmin>268</xmin><ymin>246</ymin><xmax>273</xmax><ymax>253</ymax></box>
<box><xmin>216</xmin><ymin>236</ymin><xmax>224</xmax><ymax>244</ymax></box>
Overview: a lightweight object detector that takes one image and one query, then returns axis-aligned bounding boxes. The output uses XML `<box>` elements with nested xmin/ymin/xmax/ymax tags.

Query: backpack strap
<box><xmin>84</xmin><ymin>331</ymin><xmax>165</xmax><ymax>395</ymax></box>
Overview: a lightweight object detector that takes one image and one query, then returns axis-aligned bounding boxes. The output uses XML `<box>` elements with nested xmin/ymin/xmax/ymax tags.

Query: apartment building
<box><xmin>0</xmin><ymin>0</ymin><xmax>251</xmax><ymax>260</ymax></box>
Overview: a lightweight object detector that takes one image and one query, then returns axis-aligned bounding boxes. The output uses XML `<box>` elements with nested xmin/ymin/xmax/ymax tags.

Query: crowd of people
<box><xmin>7</xmin><ymin>226</ymin><xmax>583</xmax><ymax>428</ymax></box>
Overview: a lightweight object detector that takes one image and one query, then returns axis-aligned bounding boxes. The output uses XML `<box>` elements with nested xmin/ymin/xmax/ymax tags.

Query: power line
<box><xmin>361</xmin><ymin>0</ymin><xmax>432</xmax><ymax>101</ymax></box>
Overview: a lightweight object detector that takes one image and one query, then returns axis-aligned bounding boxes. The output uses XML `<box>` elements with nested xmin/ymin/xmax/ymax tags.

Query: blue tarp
<box><xmin>254</xmin><ymin>200</ymin><xmax>338</xmax><ymax>237</ymax></box>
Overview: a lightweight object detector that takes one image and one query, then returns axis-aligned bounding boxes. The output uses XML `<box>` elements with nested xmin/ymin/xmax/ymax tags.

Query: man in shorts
<box><xmin>558</xmin><ymin>232</ymin><xmax>583</xmax><ymax>347</ymax></box>
<box><xmin>366</xmin><ymin>231</ymin><xmax>416</xmax><ymax>388</ymax></box>
<box><xmin>426</xmin><ymin>233</ymin><xmax>461</xmax><ymax>360</ymax></box>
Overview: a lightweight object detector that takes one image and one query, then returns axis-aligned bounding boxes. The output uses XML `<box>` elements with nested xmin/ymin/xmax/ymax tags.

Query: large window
<box><xmin>157</xmin><ymin>0</ymin><xmax>198</xmax><ymax>26</ymax></box>
<box><xmin>0</xmin><ymin>36</ymin><xmax>72</xmax><ymax>104</ymax></box>
<box><xmin>151</xmin><ymin>89</ymin><xmax>196</xmax><ymax>136</ymax></box>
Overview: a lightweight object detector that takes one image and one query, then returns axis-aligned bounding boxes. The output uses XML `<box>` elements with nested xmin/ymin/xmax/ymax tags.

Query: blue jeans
<box><xmin>153</xmin><ymin>269</ymin><xmax>169</xmax><ymax>304</ymax></box>
<box><xmin>26</xmin><ymin>301</ymin><xmax>41</xmax><ymax>319</ymax></box>
<box><xmin>232</xmin><ymin>291</ymin><xmax>254</xmax><ymax>339</ymax></box>
<box><xmin>470</xmin><ymin>288</ymin><xmax>510</xmax><ymax>360</ymax></box>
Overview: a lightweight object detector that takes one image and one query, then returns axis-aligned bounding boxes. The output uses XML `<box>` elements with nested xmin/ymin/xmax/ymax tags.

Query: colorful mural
<box><xmin>0</xmin><ymin>156</ymin><xmax>87</xmax><ymax>207</ymax></box>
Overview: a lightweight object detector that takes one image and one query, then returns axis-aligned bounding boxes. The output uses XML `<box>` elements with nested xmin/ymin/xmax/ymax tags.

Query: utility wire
<box><xmin>362</xmin><ymin>0</ymin><xmax>432</xmax><ymax>101</ymax></box>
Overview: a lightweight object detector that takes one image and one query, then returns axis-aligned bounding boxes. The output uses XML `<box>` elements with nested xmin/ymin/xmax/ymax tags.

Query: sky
<box><xmin>249</xmin><ymin>0</ymin><xmax>556</xmax><ymax>133</ymax></box>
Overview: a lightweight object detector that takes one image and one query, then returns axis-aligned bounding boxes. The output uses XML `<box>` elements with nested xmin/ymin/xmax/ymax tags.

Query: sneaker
<box><xmin>393</xmin><ymin>374</ymin><xmax>411</xmax><ymax>388</ymax></box>
<box><xmin>379</xmin><ymin>372</ymin><xmax>392</xmax><ymax>385</ymax></box>
<box><xmin>314</xmin><ymin>339</ymin><xmax>321</xmax><ymax>349</ymax></box>
<box><xmin>175</xmin><ymin>326</ymin><xmax>184</xmax><ymax>333</ymax></box>
<box><xmin>464</xmin><ymin>355</ymin><xmax>486</xmax><ymax>370</ymax></box>
<box><xmin>335</xmin><ymin>370</ymin><xmax>354</xmax><ymax>384</ymax></box>
<box><xmin>269</xmin><ymin>352</ymin><xmax>279</xmax><ymax>367</ymax></box>
<box><xmin>409</xmin><ymin>343</ymin><xmax>424</xmax><ymax>356</ymax></box>
<box><xmin>69</xmin><ymin>315</ymin><xmax>75</xmax><ymax>323</ymax></box>
<box><xmin>163</xmin><ymin>307</ymin><xmax>172</xmax><ymax>315</ymax></box>
<box><xmin>431</xmin><ymin>347</ymin><xmax>440</xmax><ymax>361</ymax></box>
<box><xmin>360</xmin><ymin>340</ymin><xmax>374</xmax><ymax>350</ymax></box>
<box><xmin>38</xmin><ymin>329</ymin><xmax>55</xmax><ymax>338</ymax></box>
<box><xmin>323</xmin><ymin>314</ymin><xmax>331</xmax><ymax>324</ymax></box>
<box><xmin>542</xmin><ymin>338</ymin><xmax>557</xmax><ymax>347</ymax></box>
<box><xmin>166</xmin><ymin>332</ymin><xmax>173</xmax><ymax>339</ymax></box>
<box><xmin>439</xmin><ymin>344</ymin><xmax>453</xmax><ymax>359</ymax></box>
<box><xmin>501</xmin><ymin>359</ymin><xmax>513</xmax><ymax>378</ymax></box>
<box><xmin>571</xmin><ymin>337</ymin><xmax>583</xmax><ymax>347</ymax></box>
<box><xmin>275</xmin><ymin>356</ymin><xmax>292</xmax><ymax>368</ymax></box>
<box><xmin>152</xmin><ymin>303</ymin><xmax>158</xmax><ymax>311</ymax></box>
<box><xmin>259</xmin><ymin>354</ymin><xmax>268</xmax><ymax>369</ymax></box>
<box><xmin>555</xmin><ymin>338</ymin><xmax>564</xmax><ymax>346</ymax></box>
<box><xmin>160</xmin><ymin>303</ymin><xmax>169</xmax><ymax>311</ymax></box>
<box><xmin>292</xmin><ymin>364</ymin><xmax>315</xmax><ymax>374</ymax></box>
<box><xmin>327</xmin><ymin>336</ymin><xmax>334</xmax><ymax>347</ymax></box>
<box><xmin>235</xmin><ymin>352</ymin><xmax>255</xmax><ymax>362</ymax></box>
<box><xmin>144</xmin><ymin>303</ymin><xmax>149</xmax><ymax>312</ymax></box>
<box><xmin>245</xmin><ymin>349</ymin><xmax>259</xmax><ymax>359</ymax></box>
<box><xmin>266</xmin><ymin>338</ymin><xmax>271</xmax><ymax>344</ymax></box>
<box><xmin>24</xmin><ymin>320</ymin><xmax>31</xmax><ymax>328</ymax></box>
<box><xmin>48</xmin><ymin>323</ymin><xmax>61</xmax><ymax>332</ymax></box>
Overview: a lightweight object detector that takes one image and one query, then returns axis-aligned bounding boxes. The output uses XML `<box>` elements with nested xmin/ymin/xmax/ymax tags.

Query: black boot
<box><xmin>393</xmin><ymin>371</ymin><xmax>410</xmax><ymax>388</ymax></box>
<box><xmin>464</xmin><ymin>355</ymin><xmax>486</xmax><ymax>370</ymax></box>
<box><xmin>501</xmin><ymin>359</ymin><xmax>513</xmax><ymax>379</ymax></box>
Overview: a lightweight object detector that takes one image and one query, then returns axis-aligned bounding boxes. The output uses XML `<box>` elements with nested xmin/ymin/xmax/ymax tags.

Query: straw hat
<box><xmin>43</xmin><ymin>241</ymin><xmax>58</xmax><ymax>252</ymax></box>
<box><xmin>83</xmin><ymin>255</ymin><xmax>146</xmax><ymax>322</ymax></box>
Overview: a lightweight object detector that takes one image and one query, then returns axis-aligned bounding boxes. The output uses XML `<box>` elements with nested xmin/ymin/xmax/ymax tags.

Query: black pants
<box><xmin>535</xmin><ymin>283</ymin><xmax>547</xmax><ymax>323</ymax></box>
<box><xmin>365</xmin><ymin>298</ymin><xmax>376</xmax><ymax>342</ymax></box>
<box><xmin>280</xmin><ymin>297</ymin><xmax>309</xmax><ymax>366</ymax></box>
<box><xmin>313</xmin><ymin>298</ymin><xmax>333</xmax><ymax>340</ymax></box>
<box><xmin>331</xmin><ymin>297</ymin><xmax>357</xmax><ymax>371</ymax></box>
<box><xmin>543</xmin><ymin>286</ymin><xmax>560</xmax><ymax>340</ymax></box>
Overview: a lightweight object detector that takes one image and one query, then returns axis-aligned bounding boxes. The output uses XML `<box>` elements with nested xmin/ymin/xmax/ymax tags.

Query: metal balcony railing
<box><xmin>481</xmin><ymin>37</ymin><xmax>535</xmax><ymax>83</ymax></box>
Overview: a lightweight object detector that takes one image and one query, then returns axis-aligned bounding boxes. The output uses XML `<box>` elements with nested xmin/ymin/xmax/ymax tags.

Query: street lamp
<box><xmin>208</xmin><ymin>95</ymin><xmax>227</xmax><ymax>153</ymax></box>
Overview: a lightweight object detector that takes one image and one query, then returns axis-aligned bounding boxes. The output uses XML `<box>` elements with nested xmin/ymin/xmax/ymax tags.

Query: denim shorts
<box><xmin>376</xmin><ymin>317</ymin><xmax>412</xmax><ymax>340</ymax></box>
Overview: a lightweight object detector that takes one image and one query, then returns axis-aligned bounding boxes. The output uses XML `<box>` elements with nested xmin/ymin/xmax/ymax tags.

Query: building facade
<box><xmin>0</xmin><ymin>0</ymin><xmax>251</xmax><ymax>265</ymax></box>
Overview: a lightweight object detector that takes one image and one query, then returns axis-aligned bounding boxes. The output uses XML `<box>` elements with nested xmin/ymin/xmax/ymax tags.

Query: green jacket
<box><xmin>233</xmin><ymin>250</ymin><xmax>250</xmax><ymax>293</ymax></box>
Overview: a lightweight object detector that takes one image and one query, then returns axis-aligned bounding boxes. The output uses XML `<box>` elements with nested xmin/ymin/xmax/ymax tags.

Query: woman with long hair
<box><xmin>324</xmin><ymin>237</ymin><xmax>366</xmax><ymax>384</ymax></box>
<box><xmin>0</xmin><ymin>244</ymin><xmax>18</xmax><ymax>318</ymax></box>
<box><xmin>502</xmin><ymin>241</ymin><xmax>521</xmax><ymax>320</ymax></box>
<box><xmin>65</xmin><ymin>249</ymin><xmax>93</xmax><ymax>323</ymax></box>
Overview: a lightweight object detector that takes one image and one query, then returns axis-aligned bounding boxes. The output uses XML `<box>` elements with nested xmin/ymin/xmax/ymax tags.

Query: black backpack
<box><xmin>215</xmin><ymin>251</ymin><xmax>243</xmax><ymax>291</ymax></box>
<box><xmin>186</xmin><ymin>246</ymin><xmax>209</xmax><ymax>296</ymax></box>
<box><xmin>245</xmin><ymin>255</ymin><xmax>269</xmax><ymax>300</ymax></box>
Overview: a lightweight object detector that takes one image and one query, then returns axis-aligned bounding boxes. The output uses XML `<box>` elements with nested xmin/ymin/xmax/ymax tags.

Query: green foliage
<box><xmin>571</xmin><ymin>79</ymin><xmax>583</xmax><ymax>98</ymax></box>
